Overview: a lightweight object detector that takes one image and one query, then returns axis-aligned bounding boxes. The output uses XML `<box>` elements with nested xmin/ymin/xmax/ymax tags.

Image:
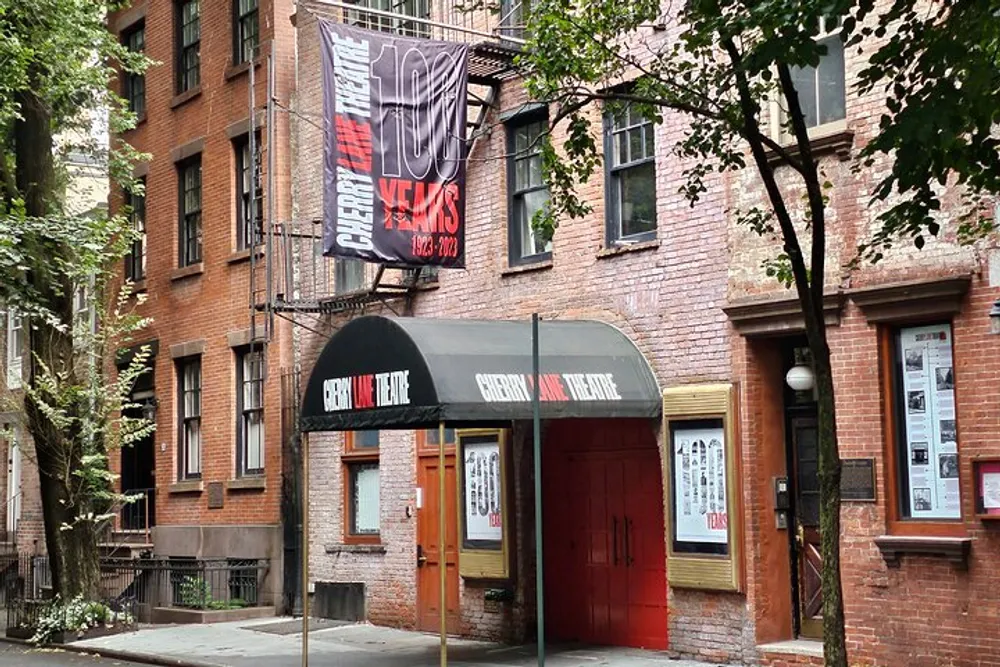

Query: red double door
<box><xmin>543</xmin><ymin>420</ymin><xmax>667</xmax><ymax>650</ymax></box>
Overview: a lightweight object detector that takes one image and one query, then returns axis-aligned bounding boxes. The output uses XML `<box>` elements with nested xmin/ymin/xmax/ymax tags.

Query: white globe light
<box><xmin>785</xmin><ymin>364</ymin><xmax>815</xmax><ymax>392</ymax></box>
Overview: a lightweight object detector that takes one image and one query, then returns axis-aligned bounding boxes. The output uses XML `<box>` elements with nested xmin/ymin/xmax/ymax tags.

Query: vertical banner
<box><xmin>320</xmin><ymin>19</ymin><xmax>468</xmax><ymax>267</ymax></box>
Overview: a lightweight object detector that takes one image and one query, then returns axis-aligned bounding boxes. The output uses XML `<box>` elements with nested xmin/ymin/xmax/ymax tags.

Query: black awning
<box><xmin>300</xmin><ymin>315</ymin><xmax>661</xmax><ymax>432</ymax></box>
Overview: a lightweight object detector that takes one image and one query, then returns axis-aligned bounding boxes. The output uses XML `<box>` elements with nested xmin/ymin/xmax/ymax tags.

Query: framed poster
<box><xmin>896</xmin><ymin>324</ymin><xmax>961</xmax><ymax>519</ymax></box>
<box><xmin>662</xmin><ymin>383</ymin><xmax>741</xmax><ymax>592</ymax></box>
<box><xmin>669</xmin><ymin>419</ymin><xmax>729</xmax><ymax>554</ymax></box>
<box><xmin>456</xmin><ymin>429</ymin><xmax>512</xmax><ymax>579</ymax></box>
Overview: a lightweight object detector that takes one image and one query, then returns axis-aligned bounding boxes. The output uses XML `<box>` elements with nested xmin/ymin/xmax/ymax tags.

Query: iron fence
<box><xmin>1</xmin><ymin>555</ymin><xmax>271</xmax><ymax>630</ymax></box>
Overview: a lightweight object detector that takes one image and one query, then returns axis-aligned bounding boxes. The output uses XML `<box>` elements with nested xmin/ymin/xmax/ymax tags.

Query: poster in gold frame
<box><xmin>456</xmin><ymin>428</ymin><xmax>513</xmax><ymax>580</ymax></box>
<box><xmin>662</xmin><ymin>383</ymin><xmax>742</xmax><ymax>592</ymax></box>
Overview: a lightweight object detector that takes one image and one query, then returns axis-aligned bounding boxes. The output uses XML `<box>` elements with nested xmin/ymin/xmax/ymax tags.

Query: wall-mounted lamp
<box><xmin>140</xmin><ymin>398</ymin><xmax>158</xmax><ymax>422</ymax></box>
<box><xmin>785</xmin><ymin>361</ymin><xmax>816</xmax><ymax>392</ymax></box>
<box><xmin>990</xmin><ymin>299</ymin><xmax>1000</xmax><ymax>335</ymax></box>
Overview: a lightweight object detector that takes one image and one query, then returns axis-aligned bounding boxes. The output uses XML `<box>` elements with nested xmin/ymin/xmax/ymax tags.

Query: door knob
<box><xmin>417</xmin><ymin>544</ymin><xmax>428</xmax><ymax>567</ymax></box>
<box><xmin>795</xmin><ymin>523</ymin><xmax>805</xmax><ymax>548</ymax></box>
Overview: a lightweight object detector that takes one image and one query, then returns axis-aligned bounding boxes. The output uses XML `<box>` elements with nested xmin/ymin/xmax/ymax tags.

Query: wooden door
<box><xmin>544</xmin><ymin>420</ymin><xmax>667</xmax><ymax>650</ymax></box>
<box><xmin>791</xmin><ymin>417</ymin><xmax>822</xmax><ymax>639</ymax></box>
<box><xmin>622</xmin><ymin>449</ymin><xmax>668</xmax><ymax>649</ymax></box>
<box><xmin>416</xmin><ymin>450</ymin><xmax>460</xmax><ymax>633</ymax></box>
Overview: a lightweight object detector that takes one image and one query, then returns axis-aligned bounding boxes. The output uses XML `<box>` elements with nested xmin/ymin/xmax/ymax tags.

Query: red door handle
<box><xmin>624</xmin><ymin>517</ymin><xmax>634</xmax><ymax>566</ymax></box>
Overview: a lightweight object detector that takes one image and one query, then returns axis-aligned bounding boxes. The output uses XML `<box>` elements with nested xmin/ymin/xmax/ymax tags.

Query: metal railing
<box><xmin>99</xmin><ymin>557</ymin><xmax>272</xmax><ymax>613</ymax></box>
<box><xmin>116</xmin><ymin>487</ymin><xmax>154</xmax><ymax>538</ymax></box>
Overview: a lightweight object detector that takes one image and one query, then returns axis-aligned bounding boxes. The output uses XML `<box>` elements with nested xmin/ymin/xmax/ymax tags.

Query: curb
<box><xmin>1</xmin><ymin>634</ymin><xmax>228</xmax><ymax>667</ymax></box>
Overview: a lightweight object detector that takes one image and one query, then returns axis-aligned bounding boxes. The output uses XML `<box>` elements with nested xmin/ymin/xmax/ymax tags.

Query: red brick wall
<box><xmin>107</xmin><ymin>0</ymin><xmax>295</xmax><ymax>531</ymax></box>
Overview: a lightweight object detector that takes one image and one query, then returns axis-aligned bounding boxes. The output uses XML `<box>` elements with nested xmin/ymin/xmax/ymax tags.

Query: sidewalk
<box><xmin>71</xmin><ymin>617</ymin><xmax>728</xmax><ymax>667</ymax></box>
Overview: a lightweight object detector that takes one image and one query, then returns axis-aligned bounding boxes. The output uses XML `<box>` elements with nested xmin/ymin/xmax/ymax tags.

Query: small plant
<box><xmin>177</xmin><ymin>575</ymin><xmax>247</xmax><ymax>610</ymax></box>
<box><xmin>30</xmin><ymin>595</ymin><xmax>134</xmax><ymax>645</ymax></box>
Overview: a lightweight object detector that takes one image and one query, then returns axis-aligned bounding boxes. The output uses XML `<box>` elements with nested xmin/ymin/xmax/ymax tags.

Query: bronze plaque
<box><xmin>207</xmin><ymin>482</ymin><xmax>224</xmax><ymax>509</ymax></box>
<box><xmin>841</xmin><ymin>458</ymin><xmax>876</xmax><ymax>502</ymax></box>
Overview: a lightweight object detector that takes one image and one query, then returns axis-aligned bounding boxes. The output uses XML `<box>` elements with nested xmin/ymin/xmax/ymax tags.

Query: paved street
<box><xmin>0</xmin><ymin>642</ymin><xmax>148</xmax><ymax>666</ymax></box>
<box><xmin>71</xmin><ymin>618</ymin><xmax>725</xmax><ymax>667</ymax></box>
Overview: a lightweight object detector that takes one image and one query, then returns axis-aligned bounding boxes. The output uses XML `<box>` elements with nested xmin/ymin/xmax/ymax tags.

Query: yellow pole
<box><xmin>439</xmin><ymin>421</ymin><xmax>448</xmax><ymax>667</ymax></box>
<box><xmin>302</xmin><ymin>431</ymin><xmax>310</xmax><ymax>667</ymax></box>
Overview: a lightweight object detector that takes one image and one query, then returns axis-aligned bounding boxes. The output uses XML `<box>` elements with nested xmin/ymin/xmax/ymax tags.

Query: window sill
<box><xmin>325</xmin><ymin>543</ymin><xmax>386</xmax><ymax>555</ymax></box>
<box><xmin>124</xmin><ymin>114</ymin><xmax>147</xmax><ymax>131</ymax></box>
<box><xmin>227</xmin><ymin>248</ymin><xmax>263</xmax><ymax>265</ymax></box>
<box><xmin>597</xmin><ymin>239</ymin><xmax>660</xmax><ymax>259</ymax></box>
<box><xmin>502</xmin><ymin>258</ymin><xmax>553</xmax><ymax>276</ymax></box>
<box><xmin>766</xmin><ymin>128</ymin><xmax>855</xmax><ymax>166</ymax></box>
<box><xmin>874</xmin><ymin>534</ymin><xmax>971</xmax><ymax>570</ymax></box>
<box><xmin>170</xmin><ymin>86</ymin><xmax>202</xmax><ymax>110</ymax></box>
<box><xmin>342</xmin><ymin>450</ymin><xmax>379</xmax><ymax>462</ymax></box>
<box><xmin>226</xmin><ymin>476</ymin><xmax>266</xmax><ymax>492</ymax></box>
<box><xmin>168</xmin><ymin>480</ymin><xmax>204</xmax><ymax>495</ymax></box>
<box><xmin>127</xmin><ymin>279</ymin><xmax>147</xmax><ymax>295</ymax></box>
<box><xmin>224</xmin><ymin>56</ymin><xmax>264</xmax><ymax>81</ymax></box>
<box><xmin>171</xmin><ymin>263</ymin><xmax>204</xmax><ymax>282</ymax></box>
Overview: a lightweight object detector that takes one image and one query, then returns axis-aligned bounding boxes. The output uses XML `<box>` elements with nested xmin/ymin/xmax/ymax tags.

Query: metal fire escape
<box><xmin>247</xmin><ymin>0</ymin><xmax>524</xmax><ymax>338</ymax></box>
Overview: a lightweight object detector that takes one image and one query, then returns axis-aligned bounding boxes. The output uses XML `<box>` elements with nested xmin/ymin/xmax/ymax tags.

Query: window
<box><xmin>236</xmin><ymin>348</ymin><xmax>264</xmax><ymax>476</ymax></box>
<box><xmin>123</xmin><ymin>24</ymin><xmax>146</xmax><ymax>118</ymax></box>
<box><xmin>335</xmin><ymin>259</ymin><xmax>366</xmax><ymax>294</ymax></box>
<box><xmin>176</xmin><ymin>0</ymin><xmax>201</xmax><ymax>93</ymax></box>
<box><xmin>348</xmin><ymin>0</ymin><xmax>429</xmax><ymax>37</ymax></box>
<box><xmin>786</xmin><ymin>15</ymin><xmax>846</xmax><ymax>133</ymax></box>
<box><xmin>891</xmin><ymin>323</ymin><xmax>960</xmax><ymax>520</ymax></box>
<box><xmin>500</xmin><ymin>0</ymin><xmax>531</xmax><ymax>40</ymax></box>
<box><xmin>604</xmin><ymin>103</ymin><xmax>657</xmax><ymax>244</ymax></box>
<box><xmin>234</xmin><ymin>0</ymin><xmax>259</xmax><ymax>65</ymax></box>
<box><xmin>507</xmin><ymin>116</ymin><xmax>551</xmax><ymax>265</ymax></box>
<box><xmin>344</xmin><ymin>431</ymin><xmax>380</xmax><ymax>539</ymax></box>
<box><xmin>424</xmin><ymin>427</ymin><xmax>455</xmax><ymax>446</ymax></box>
<box><xmin>125</xmin><ymin>182</ymin><xmax>146</xmax><ymax>281</ymax></box>
<box><xmin>5</xmin><ymin>309</ymin><xmax>23</xmax><ymax>390</ymax></box>
<box><xmin>178</xmin><ymin>357</ymin><xmax>202</xmax><ymax>480</ymax></box>
<box><xmin>235</xmin><ymin>134</ymin><xmax>263</xmax><ymax>250</ymax></box>
<box><xmin>178</xmin><ymin>157</ymin><xmax>202</xmax><ymax>266</ymax></box>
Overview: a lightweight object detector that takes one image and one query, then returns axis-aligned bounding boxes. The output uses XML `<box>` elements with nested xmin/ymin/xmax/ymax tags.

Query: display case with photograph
<box><xmin>662</xmin><ymin>383</ymin><xmax>741</xmax><ymax>592</ymax></box>
<box><xmin>456</xmin><ymin>428</ymin><xmax>513</xmax><ymax>580</ymax></box>
<box><xmin>972</xmin><ymin>457</ymin><xmax>1000</xmax><ymax>521</ymax></box>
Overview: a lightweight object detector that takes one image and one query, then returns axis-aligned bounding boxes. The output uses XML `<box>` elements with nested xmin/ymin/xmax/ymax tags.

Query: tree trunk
<box><xmin>15</xmin><ymin>87</ymin><xmax>103</xmax><ymax>601</ymax></box>
<box><xmin>804</xmin><ymin>319</ymin><xmax>848</xmax><ymax>667</ymax></box>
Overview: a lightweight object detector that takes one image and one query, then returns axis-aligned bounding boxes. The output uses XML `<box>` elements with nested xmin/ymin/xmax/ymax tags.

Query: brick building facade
<box><xmin>107</xmin><ymin>0</ymin><xmax>297</xmax><ymax>607</ymax></box>
<box><xmin>288</xmin><ymin>2</ymin><xmax>1000</xmax><ymax>666</ymax></box>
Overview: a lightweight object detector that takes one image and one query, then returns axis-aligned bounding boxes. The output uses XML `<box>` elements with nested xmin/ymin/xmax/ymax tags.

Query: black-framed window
<box><xmin>890</xmin><ymin>322</ymin><xmax>961</xmax><ymax>520</ymax></box>
<box><xmin>233</xmin><ymin>0</ymin><xmax>259</xmax><ymax>65</ymax></box>
<box><xmin>123</xmin><ymin>24</ymin><xmax>146</xmax><ymax>118</ymax></box>
<box><xmin>178</xmin><ymin>157</ymin><xmax>202</xmax><ymax>266</ymax></box>
<box><xmin>125</xmin><ymin>181</ymin><xmax>146</xmax><ymax>282</ymax></box>
<box><xmin>604</xmin><ymin>102</ymin><xmax>657</xmax><ymax>245</ymax></box>
<box><xmin>235</xmin><ymin>133</ymin><xmax>263</xmax><ymax>250</ymax></box>
<box><xmin>236</xmin><ymin>347</ymin><xmax>264</xmax><ymax>476</ymax></box>
<box><xmin>176</xmin><ymin>0</ymin><xmax>201</xmax><ymax>93</ymax></box>
<box><xmin>507</xmin><ymin>116</ymin><xmax>551</xmax><ymax>265</ymax></box>
<box><xmin>348</xmin><ymin>462</ymin><xmax>380</xmax><ymax>535</ymax></box>
<box><xmin>178</xmin><ymin>356</ymin><xmax>202</xmax><ymax>480</ymax></box>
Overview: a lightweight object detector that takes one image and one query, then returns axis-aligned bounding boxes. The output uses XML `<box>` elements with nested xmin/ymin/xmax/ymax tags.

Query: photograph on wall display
<box><xmin>913</xmin><ymin>487</ymin><xmax>933</xmax><ymax>511</ymax></box>
<box><xmin>939</xmin><ymin>453</ymin><xmax>959</xmax><ymax>479</ymax></box>
<box><xmin>911</xmin><ymin>441</ymin><xmax>929</xmax><ymax>465</ymax></box>
<box><xmin>935</xmin><ymin>367</ymin><xmax>954</xmax><ymax>391</ymax></box>
<box><xmin>461</xmin><ymin>437</ymin><xmax>503</xmax><ymax>546</ymax></box>
<box><xmin>907</xmin><ymin>390</ymin><xmax>926</xmax><ymax>414</ymax></box>
<box><xmin>905</xmin><ymin>349</ymin><xmax>924</xmax><ymax>372</ymax></box>
<box><xmin>940</xmin><ymin>419</ymin><xmax>957</xmax><ymax>444</ymax></box>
